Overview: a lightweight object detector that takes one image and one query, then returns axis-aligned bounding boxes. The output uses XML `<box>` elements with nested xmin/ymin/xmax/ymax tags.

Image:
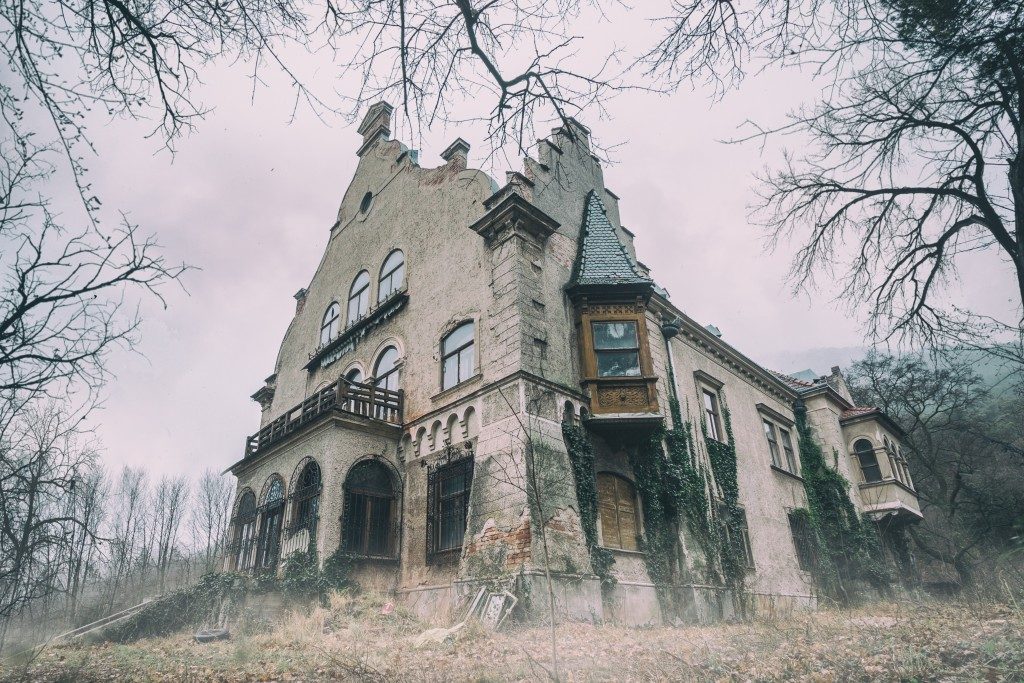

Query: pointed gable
<box><xmin>568</xmin><ymin>191</ymin><xmax>652</xmax><ymax>293</ymax></box>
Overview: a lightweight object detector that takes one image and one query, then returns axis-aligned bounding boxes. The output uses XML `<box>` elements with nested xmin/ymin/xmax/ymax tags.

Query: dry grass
<box><xmin>3</xmin><ymin>593</ymin><xmax>1023</xmax><ymax>682</ymax></box>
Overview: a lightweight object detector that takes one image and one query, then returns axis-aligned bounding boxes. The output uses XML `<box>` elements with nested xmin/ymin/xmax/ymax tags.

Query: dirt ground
<box><xmin>3</xmin><ymin>594</ymin><xmax>1023</xmax><ymax>682</ymax></box>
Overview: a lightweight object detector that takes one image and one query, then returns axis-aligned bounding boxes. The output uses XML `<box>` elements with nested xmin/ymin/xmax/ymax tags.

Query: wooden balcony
<box><xmin>244</xmin><ymin>378</ymin><xmax>403</xmax><ymax>457</ymax></box>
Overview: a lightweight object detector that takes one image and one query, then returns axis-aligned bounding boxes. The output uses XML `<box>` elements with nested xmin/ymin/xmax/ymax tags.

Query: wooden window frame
<box><xmin>441</xmin><ymin>321</ymin><xmax>475</xmax><ymax>390</ymax></box>
<box><xmin>703</xmin><ymin>389</ymin><xmax>724</xmax><ymax>442</ymax></box>
<box><xmin>378</xmin><ymin>250</ymin><xmax>405</xmax><ymax>303</ymax></box>
<box><xmin>576</xmin><ymin>299</ymin><xmax>659</xmax><ymax>415</ymax></box>
<box><xmin>320</xmin><ymin>303</ymin><xmax>340</xmax><ymax>347</ymax></box>
<box><xmin>596</xmin><ymin>473</ymin><xmax>641</xmax><ymax>551</ymax></box>
<box><xmin>347</xmin><ymin>271</ymin><xmax>371</xmax><ymax>325</ymax></box>
<box><xmin>779</xmin><ymin>427</ymin><xmax>799</xmax><ymax>474</ymax></box>
<box><xmin>590</xmin><ymin>320</ymin><xmax>642</xmax><ymax>378</ymax></box>
<box><xmin>763</xmin><ymin>419</ymin><xmax>781</xmax><ymax>467</ymax></box>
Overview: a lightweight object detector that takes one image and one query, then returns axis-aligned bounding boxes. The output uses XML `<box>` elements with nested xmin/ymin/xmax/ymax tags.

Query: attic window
<box><xmin>359</xmin><ymin>191</ymin><xmax>374</xmax><ymax>213</ymax></box>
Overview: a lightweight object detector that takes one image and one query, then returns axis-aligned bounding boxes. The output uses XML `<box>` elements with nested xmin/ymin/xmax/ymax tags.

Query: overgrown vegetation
<box><xmin>561</xmin><ymin>423</ymin><xmax>615</xmax><ymax>591</ymax></box>
<box><xmin>794</xmin><ymin>406</ymin><xmax>893</xmax><ymax>603</ymax></box>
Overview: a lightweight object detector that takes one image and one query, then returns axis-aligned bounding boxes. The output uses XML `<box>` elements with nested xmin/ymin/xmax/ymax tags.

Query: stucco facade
<box><xmin>225</xmin><ymin>102</ymin><xmax>921</xmax><ymax>625</ymax></box>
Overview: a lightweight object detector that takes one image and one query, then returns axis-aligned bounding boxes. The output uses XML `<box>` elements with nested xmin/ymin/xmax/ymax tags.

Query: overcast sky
<box><xmin>36</xmin><ymin>14</ymin><xmax>1011</xmax><ymax>481</ymax></box>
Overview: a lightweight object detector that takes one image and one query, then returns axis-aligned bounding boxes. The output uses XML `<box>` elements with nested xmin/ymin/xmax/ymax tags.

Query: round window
<box><xmin>359</xmin><ymin>191</ymin><xmax>373</xmax><ymax>213</ymax></box>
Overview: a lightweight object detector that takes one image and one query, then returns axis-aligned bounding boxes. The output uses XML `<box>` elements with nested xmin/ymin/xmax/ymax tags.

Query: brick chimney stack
<box><xmin>440</xmin><ymin>138</ymin><xmax>471</xmax><ymax>167</ymax></box>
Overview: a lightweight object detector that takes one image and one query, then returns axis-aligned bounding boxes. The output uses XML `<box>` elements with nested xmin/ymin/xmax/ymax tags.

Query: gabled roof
<box><xmin>568</xmin><ymin>191</ymin><xmax>652</xmax><ymax>291</ymax></box>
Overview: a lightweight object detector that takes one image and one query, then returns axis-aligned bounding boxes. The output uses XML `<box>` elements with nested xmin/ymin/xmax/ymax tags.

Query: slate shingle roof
<box><xmin>569</xmin><ymin>191</ymin><xmax>652</xmax><ymax>289</ymax></box>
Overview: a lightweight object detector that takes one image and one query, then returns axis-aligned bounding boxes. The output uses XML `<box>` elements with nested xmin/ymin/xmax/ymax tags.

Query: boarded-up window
<box><xmin>597</xmin><ymin>473</ymin><xmax>639</xmax><ymax>551</ymax></box>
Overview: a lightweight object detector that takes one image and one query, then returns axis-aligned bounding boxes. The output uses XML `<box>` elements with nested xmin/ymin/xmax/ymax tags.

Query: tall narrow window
<box><xmin>591</xmin><ymin>321</ymin><xmax>641</xmax><ymax>377</ymax></box>
<box><xmin>374</xmin><ymin>347</ymin><xmax>400</xmax><ymax>392</ymax></box>
<box><xmin>378</xmin><ymin>250</ymin><xmax>405</xmax><ymax>302</ymax></box>
<box><xmin>342</xmin><ymin>461</ymin><xmax>397</xmax><ymax>557</ymax></box>
<box><xmin>291</xmin><ymin>461</ymin><xmax>321</xmax><ymax>537</ymax></box>
<box><xmin>320</xmin><ymin>303</ymin><xmax>340</xmax><ymax>346</ymax></box>
<box><xmin>703</xmin><ymin>389</ymin><xmax>723</xmax><ymax>441</ymax></box>
<box><xmin>779</xmin><ymin>428</ymin><xmax>798</xmax><ymax>474</ymax></box>
<box><xmin>854</xmin><ymin>439</ymin><xmax>882</xmax><ymax>483</ymax></box>
<box><xmin>347</xmin><ymin>271</ymin><xmax>370</xmax><ymax>325</ymax></box>
<box><xmin>256</xmin><ymin>477</ymin><xmax>285</xmax><ymax>570</ymax></box>
<box><xmin>427</xmin><ymin>457</ymin><xmax>474</xmax><ymax>559</ymax></box>
<box><xmin>441</xmin><ymin>322</ymin><xmax>475</xmax><ymax>390</ymax></box>
<box><xmin>597</xmin><ymin>473</ymin><xmax>639</xmax><ymax>551</ymax></box>
<box><xmin>788</xmin><ymin>511</ymin><xmax>816</xmax><ymax>571</ymax></box>
<box><xmin>232</xmin><ymin>491</ymin><xmax>257</xmax><ymax>571</ymax></box>
<box><xmin>763</xmin><ymin>420</ymin><xmax>781</xmax><ymax>467</ymax></box>
<box><xmin>731</xmin><ymin>509</ymin><xmax>755</xmax><ymax>570</ymax></box>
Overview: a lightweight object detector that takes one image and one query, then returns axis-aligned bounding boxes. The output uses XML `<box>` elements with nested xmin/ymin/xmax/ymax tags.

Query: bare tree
<box><xmin>0</xmin><ymin>400</ymin><xmax>98</xmax><ymax>650</ymax></box>
<box><xmin>105</xmin><ymin>466</ymin><xmax>148</xmax><ymax>611</ymax></box>
<box><xmin>755</xmin><ymin>0</ymin><xmax>1023</xmax><ymax>351</ymax></box>
<box><xmin>190</xmin><ymin>469</ymin><xmax>235</xmax><ymax>575</ymax></box>
<box><xmin>62</xmin><ymin>466</ymin><xmax>108</xmax><ymax>623</ymax></box>
<box><xmin>151</xmin><ymin>475</ymin><xmax>190</xmax><ymax>593</ymax></box>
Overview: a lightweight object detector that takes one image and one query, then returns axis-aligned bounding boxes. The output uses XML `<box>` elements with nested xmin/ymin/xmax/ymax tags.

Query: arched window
<box><xmin>256</xmin><ymin>477</ymin><xmax>285</xmax><ymax>570</ymax></box>
<box><xmin>291</xmin><ymin>461</ymin><xmax>322</xmax><ymax>536</ymax></box>
<box><xmin>345</xmin><ymin>367</ymin><xmax>363</xmax><ymax>383</ymax></box>
<box><xmin>441</xmin><ymin>322</ymin><xmax>475</xmax><ymax>390</ymax></box>
<box><xmin>378</xmin><ymin>250</ymin><xmax>405</xmax><ymax>302</ymax></box>
<box><xmin>342</xmin><ymin>460</ymin><xmax>397</xmax><ymax>556</ymax></box>
<box><xmin>854</xmin><ymin>439</ymin><xmax>882</xmax><ymax>483</ymax></box>
<box><xmin>347</xmin><ymin>271</ymin><xmax>370</xmax><ymax>325</ymax></box>
<box><xmin>374</xmin><ymin>346</ymin><xmax>400</xmax><ymax>392</ymax></box>
<box><xmin>596</xmin><ymin>473</ymin><xmax>639</xmax><ymax>551</ymax></box>
<box><xmin>321</xmin><ymin>303</ymin><xmax>340</xmax><ymax>346</ymax></box>
<box><xmin>232</xmin><ymin>491</ymin><xmax>257</xmax><ymax>571</ymax></box>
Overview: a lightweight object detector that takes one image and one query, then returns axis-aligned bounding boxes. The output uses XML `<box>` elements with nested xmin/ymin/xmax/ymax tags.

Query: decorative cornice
<box><xmin>468</xmin><ymin>192</ymin><xmax>560</xmax><ymax>247</ymax></box>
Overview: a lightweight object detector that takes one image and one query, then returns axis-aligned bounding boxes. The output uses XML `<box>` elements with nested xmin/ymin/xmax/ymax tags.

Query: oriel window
<box><xmin>441</xmin><ymin>322</ymin><xmax>475</xmax><ymax>390</ymax></box>
<box><xmin>591</xmin><ymin>321</ymin><xmax>641</xmax><ymax>377</ymax></box>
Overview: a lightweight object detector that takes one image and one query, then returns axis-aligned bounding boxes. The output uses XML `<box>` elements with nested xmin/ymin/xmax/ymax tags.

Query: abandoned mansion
<box><xmin>224</xmin><ymin>102</ymin><xmax>922</xmax><ymax>624</ymax></box>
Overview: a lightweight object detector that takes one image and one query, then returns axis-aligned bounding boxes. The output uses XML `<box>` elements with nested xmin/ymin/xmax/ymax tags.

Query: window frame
<box><xmin>347</xmin><ymin>271</ymin><xmax>371</xmax><ymax>325</ymax></box>
<box><xmin>788</xmin><ymin>511</ymin><xmax>816</xmax><ymax>572</ymax></box>
<box><xmin>590</xmin><ymin>320</ymin><xmax>642</xmax><ymax>378</ymax></box>
<box><xmin>730</xmin><ymin>508</ymin><xmax>755</xmax><ymax>570</ymax></box>
<box><xmin>232</xmin><ymin>491</ymin><xmax>258</xmax><ymax>571</ymax></box>
<box><xmin>342</xmin><ymin>460</ymin><xmax>398</xmax><ymax>558</ymax></box>
<box><xmin>426</xmin><ymin>456</ymin><xmax>474</xmax><ymax>561</ymax></box>
<box><xmin>763</xmin><ymin>419</ymin><xmax>782</xmax><ymax>468</ymax></box>
<box><xmin>373</xmin><ymin>346</ymin><xmax>400</xmax><ymax>393</ymax></box>
<box><xmin>853</xmin><ymin>438</ymin><xmax>883</xmax><ymax>483</ymax></box>
<box><xmin>320</xmin><ymin>303</ymin><xmax>340</xmax><ymax>347</ymax></box>
<box><xmin>702</xmin><ymin>389</ymin><xmax>724</xmax><ymax>442</ymax></box>
<box><xmin>779</xmin><ymin>427</ymin><xmax>799</xmax><ymax>474</ymax></box>
<box><xmin>256</xmin><ymin>477</ymin><xmax>285</xmax><ymax>571</ymax></box>
<box><xmin>378</xmin><ymin>250</ymin><xmax>405</xmax><ymax>302</ymax></box>
<box><xmin>596</xmin><ymin>472</ymin><xmax>641</xmax><ymax>551</ymax></box>
<box><xmin>441</xmin><ymin>321</ymin><xmax>476</xmax><ymax>390</ymax></box>
<box><xmin>290</xmin><ymin>461</ymin><xmax>322</xmax><ymax>538</ymax></box>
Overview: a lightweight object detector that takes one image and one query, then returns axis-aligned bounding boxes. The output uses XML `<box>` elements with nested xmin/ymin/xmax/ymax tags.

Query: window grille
<box><xmin>426</xmin><ymin>456</ymin><xmax>474</xmax><ymax>562</ymax></box>
<box><xmin>788</xmin><ymin>512</ymin><xmax>816</xmax><ymax>571</ymax></box>
<box><xmin>342</xmin><ymin>460</ymin><xmax>398</xmax><ymax>557</ymax></box>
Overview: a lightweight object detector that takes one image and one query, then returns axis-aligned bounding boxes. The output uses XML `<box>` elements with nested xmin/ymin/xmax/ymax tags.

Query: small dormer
<box><xmin>567</xmin><ymin>191</ymin><xmax>660</xmax><ymax>423</ymax></box>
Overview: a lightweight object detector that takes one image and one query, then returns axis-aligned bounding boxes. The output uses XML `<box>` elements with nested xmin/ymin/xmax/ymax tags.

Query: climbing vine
<box><xmin>561</xmin><ymin>423</ymin><xmax>615</xmax><ymax>592</ymax></box>
<box><xmin>795</xmin><ymin>407</ymin><xmax>893</xmax><ymax>603</ymax></box>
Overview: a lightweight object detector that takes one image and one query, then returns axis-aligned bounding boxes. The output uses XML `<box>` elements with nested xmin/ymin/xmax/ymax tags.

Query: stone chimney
<box><xmin>293</xmin><ymin>288</ymin><xmax>307</xmax><ymax>315</ymax></box>
<box><xmin>440</xmin><ymin>138</ymin><xmax>471</xmax><ymax>167</ymax></box>
<box><xmin>356</xmin><ymin>101</ymin><xmax>394</xmax><ymax>156</ymax></box>
<box><xmin>828</xmin><ymin>365</ymin><xmax>854</xmax><ymax>403</ymax></box>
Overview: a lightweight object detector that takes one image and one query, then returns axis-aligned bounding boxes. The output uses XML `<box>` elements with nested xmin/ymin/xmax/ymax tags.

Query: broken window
<box><xmin>597</xmin><ymin>473</ymin><xmax>639</xmax><ymax>551</ymax></box>
<box><xmin>788</xmin><ymin>511</ymin><xmax>816</xmax><ymax>571</ymax></box>
<box><xmin>378</xmin><ymin>250</ymin><xmax>405</xmax><ymax>302</ymax></box>
<box><xmin>854</xmin><ymin>438</ymin><xmax>882</xmax><ymax>483</ymax></box>
<box><xmin>347</xmin><ymin>271</ymin><xmax>370</xmax><ymax>325</ymax></box>
<box><xmin>427</xmin><ymin>456</ymin><xmax>473</xmax><ymax>560</ymax></box>
<box><xmin>342</xmin><ymin>460</ymin><xmax>397</xmax><ymax>557</ymax></box>
<box><xmin>703</xmin><ymin>389</ymin><xmax>723</xmax><ymax>441</ymax></box>
<box><xmin>232</xmin><ymin>491</ymin><xmax>257</xmax><ymax>571</ymax></box>
<box><xmin>731</xmin><ymin>508</ymin><xmax>755</xmax><ymax>570</ymax></box>
<box><xmin>320</xmin><ymin>303</ymin><xmax>340</xmax><ymax>346</ymax></box>
<box><xmin>441</xmin><ymin>322</ymin><xmax>475</xmax><ymax>390</ymax></box>
<box><xmin>291</xmin><ymin>460</ymin><xmax>322</xmax><ymax>538</ymax></box>
<box><xmin>591</xmin><ymin>321</ymin><xmax>641</xmax><ymax>377</ymax></box>
<box><xmin>256</xmin><ymin>477</ymin><xmax>285</xmax><ymax>571</ymax></box>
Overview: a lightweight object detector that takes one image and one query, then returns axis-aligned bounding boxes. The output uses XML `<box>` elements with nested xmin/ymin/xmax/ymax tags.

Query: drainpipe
<box><xmin>660</xmin><ymin>315</ymin><xmax>683</xmax><ymax>429</ymax></box>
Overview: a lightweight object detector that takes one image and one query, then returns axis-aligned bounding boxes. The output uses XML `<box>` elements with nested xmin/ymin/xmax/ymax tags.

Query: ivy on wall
<box><xmin>561</xmin><ymin>423</ymin><xmax>616</xmax><ymax>591</ymax></box>
<box><xmin>700</xmin><ymin>401</ymin><xmax>749</xmax><ymax>595</ymax></box>
<box><xmin>794</xmin><ymin>407</ymin><xmax>893</xmax><ymax>603</ymax></box>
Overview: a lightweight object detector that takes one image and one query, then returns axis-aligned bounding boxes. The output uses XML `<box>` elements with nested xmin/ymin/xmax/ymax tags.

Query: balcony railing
<box><xmin>244</xmin><ymin>378</ymin><xmax>403</xmax><ymax>457</ymax></box>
